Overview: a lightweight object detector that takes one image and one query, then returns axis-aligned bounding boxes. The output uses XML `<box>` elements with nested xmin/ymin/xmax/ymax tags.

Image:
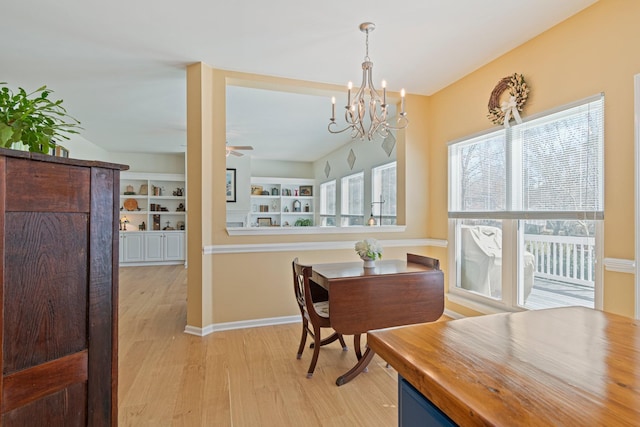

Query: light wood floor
<box><xmin>118</xmin><ymin>265</ymin><xmax>401</xmax><ymax>426</ymax></box>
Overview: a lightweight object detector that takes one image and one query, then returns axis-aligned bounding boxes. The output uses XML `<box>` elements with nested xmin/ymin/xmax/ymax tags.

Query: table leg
<box><xmin>354</xmin><ymin>334</ymin><xmax>362</xmax><ymax>360</ymax></box>
<box><xmin>335</xmin><ymin>347</ymin><xmax>375</xmax><ymax>386</ymax></box>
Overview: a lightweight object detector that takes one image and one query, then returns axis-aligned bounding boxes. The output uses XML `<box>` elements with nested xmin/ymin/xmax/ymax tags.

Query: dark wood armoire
<box><xmin>0</xmin><ymin>148</ymin><xmax>127</xmax><ymax>426</ymax></box>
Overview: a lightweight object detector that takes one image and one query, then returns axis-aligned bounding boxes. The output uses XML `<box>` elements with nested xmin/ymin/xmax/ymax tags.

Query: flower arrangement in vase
<box><xmin>355</xmin><ymin>238</ymin><xmax>383</xmax><ymax>268</ymax></box>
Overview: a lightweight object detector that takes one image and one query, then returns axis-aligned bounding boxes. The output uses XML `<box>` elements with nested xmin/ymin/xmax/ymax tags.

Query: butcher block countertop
<box><xmin>367</xmin><ymin>307</ymin><xmax>640</xmax><ymax>426</ymax></box>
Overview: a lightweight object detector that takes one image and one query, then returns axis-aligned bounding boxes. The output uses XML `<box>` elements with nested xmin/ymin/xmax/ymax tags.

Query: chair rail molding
<box><xmin>204</xmin><ymin>238</ymin><xmax>448</xmax><ymax>255</ymax></box>
<box><xmin>603</xmin><ymin>257</ymin><xmax>636</xmax><ymax>274</ymax></box>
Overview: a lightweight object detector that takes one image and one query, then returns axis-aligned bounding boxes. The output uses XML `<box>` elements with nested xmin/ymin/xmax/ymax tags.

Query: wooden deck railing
<box><xmin>524</xmin><ymin>234</ymin><xmax>595</xmax><ymax>287</ymax></box>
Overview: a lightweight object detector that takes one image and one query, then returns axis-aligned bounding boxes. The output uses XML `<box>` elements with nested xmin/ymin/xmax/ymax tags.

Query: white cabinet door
<box><xmin>164</xmin><ymin>232</ymin><xmax>185</xmax><ymax>261</ymax></box>
<box><xmin>122</xmin><ymin>232</ymin><xmax>144</xmax><ymax>262</ymax></box>
<box><xmin>144</xmin><ymin>233</ymin><xmax>164</xmax><ymax>261</ymax></box>
<box><xmin>121</xmin><ymin>231</ymin><xmax>184</xmax><ymax>264</ymax></box>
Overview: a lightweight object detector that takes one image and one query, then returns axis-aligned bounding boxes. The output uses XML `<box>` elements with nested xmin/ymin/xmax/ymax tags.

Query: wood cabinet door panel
<box><xmin>2</xmin><ymin>382</ymin><xmax>87</xmax><ymax>426</ymax></box>
<box><xmin>3</xmin><ymin>212</ymin><xmax>88</xmax><ymax>373</ymax></box>
<box><xmin>5</xmin><ymin>158</ymin><xmax>90</xmax><ymax>213</ymax></box>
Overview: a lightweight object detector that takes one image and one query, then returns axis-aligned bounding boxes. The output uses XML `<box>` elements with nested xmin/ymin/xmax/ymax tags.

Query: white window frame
<box><xmin>447</xmin><ymin>94</ymin><xmax>605</xmax><ymax>313</ymax></box>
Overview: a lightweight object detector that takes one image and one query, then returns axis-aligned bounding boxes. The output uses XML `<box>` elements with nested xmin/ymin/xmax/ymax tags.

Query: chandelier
<box><xmin>328</xmin><ymin>22</ymin><xmax>408</xmax><ymax>141</ymax></box>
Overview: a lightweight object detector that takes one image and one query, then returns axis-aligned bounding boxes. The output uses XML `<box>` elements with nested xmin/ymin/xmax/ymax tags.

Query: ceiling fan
<box><xmin>226</xmin><ymin>143</ymin><xmax>254</xmax><ymax>157</ymax></box>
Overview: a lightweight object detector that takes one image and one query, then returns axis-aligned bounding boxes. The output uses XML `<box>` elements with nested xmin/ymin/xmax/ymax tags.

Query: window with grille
<box><xmin>448</xmin><ymin>94</ymin><xmax>604</xmax><ymax>310</ymax></box>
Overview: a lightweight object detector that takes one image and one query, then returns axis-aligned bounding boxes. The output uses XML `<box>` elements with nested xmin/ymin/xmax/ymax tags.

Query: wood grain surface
<box><xmin>368</xmin><ymin>307</ymin><xmax>640</xmax><ymax>426</ymax></box>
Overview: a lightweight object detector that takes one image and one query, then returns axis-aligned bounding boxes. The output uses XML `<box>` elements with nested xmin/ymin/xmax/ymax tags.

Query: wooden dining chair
<box><xmin>292</xmin><ymin>258</ymin><xmax>347</xmax><ymax>378</ymax></box>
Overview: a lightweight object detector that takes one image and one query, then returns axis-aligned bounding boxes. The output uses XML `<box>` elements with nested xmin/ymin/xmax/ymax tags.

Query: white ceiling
<box><xmin>1</xmin><ymin>0</ymin><xmax>597</xmax><ymax>159</ymax></box>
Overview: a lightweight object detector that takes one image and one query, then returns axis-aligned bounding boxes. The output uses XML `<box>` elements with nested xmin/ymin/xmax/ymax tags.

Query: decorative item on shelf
<box><xmin>177</xmin><ymin>221</ymin><xmax>185</xmax><ymax>230</ymax></box>
<box><xmin>152</xmin><ymin>186</ymin><xmax>162</xmax><ymax>196</ymax></box>
<box><xmin>271</xmin><ymin>187</ymin><xmax>279</xmax><ymax>196</ymax></box>
<box><xmin>139</xmin><ymin>184</ymin><xmax>148</xmax><ymax>195</ymax></box>
<box><xmin>251</xmin><ymin>185</ymin><xmax>263</xmax><ymax>195</ymax></box>
<box><xmin>123</xmin><ymin>198</ymin><xmax>138</xmax><ymax>211</ymax></box>
<box><xmin>124</xmin><ymin>185</ymin><xmax>135</xmax><ymax>195</ymax></box>
<box><xmin>119</xmin><ymin>216</ymin><xmax>130</xmax><ymax>231</ymax></box>
<box><xmin>140</xmin><ymin>221</ymin><xmax>146</xmax><ymax>231</ymax></box>
<box><xmin>163</xmin><ymin>221</ymin><xmax>175</xmax><ymax>231</ymax></box>
<box><xmin>487</xmin><ymin>73</ymin><xmax>529</xmax><ymax>127</ymax></box>
<box><xmin>176</xmin><ymin>203</ymin><xmax>185</xmax><ymax>212</ymax></box>
<box><xmin>0</xmin><ymin>82</ymin><xmax>82</xmax><ymax>154</ymax></box>
<box><xmin>152</xmin><ymin>214</ymin><xmax>161</xmax><ymax>230</ymax></box>
<box><xmin>283</xmin><ymin>206</ymin><xmax>289</xmax><ymax>212</ymax></box>
<box><xmin>355</xmin><ymin>238</ymin><xmax>383</xmax><ymax>268</ymax></box>
<box><xmin>300</xmin><ymin>185</ymin><xmax>313</xmax><ymax>196</ymax></box>
<box><xmin>328</xmin><ymin>22</ymin><xmax>408</xmax><ymax>141</ymax></box>
<box><xmin>293</xmin><ymin>199</ymin><xmax>301</xmax><ymax>212</ymax></box>
<box><xmin>257</xmin><ymin>217</ymin><xmax>272</xmax><ymax>227</ymax></box>
<box><xmin>261</xmin><ymin>190</ymin><xmax>270</xmax><ymax>195</ymax></box>
<box><xmin>294</xmin><ymin>218</ymin><xmax>313</xmax><ymax>227</ymax></box>
<box><xmin>304</xmin><ymin>203</ymin><xmax>310</xmax><ymax>212</ymax></box>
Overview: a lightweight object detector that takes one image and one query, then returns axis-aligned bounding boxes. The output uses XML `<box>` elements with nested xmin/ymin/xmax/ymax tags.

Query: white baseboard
<box><xmin>443</xmin><ymin>308</ymin><xmax>465</xmax><ymax>320</ymax></box>
<box><xmin>184</xmin><ymin>308</ymin><xmax>465</xmax><ymax>337</ymax></box>
<box><xmin>184</xmin><ymin>315</ymin><xmax>300</xmax><ymax>336</ymax></box>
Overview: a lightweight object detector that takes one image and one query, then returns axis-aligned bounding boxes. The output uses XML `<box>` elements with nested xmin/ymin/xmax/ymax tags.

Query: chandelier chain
<box><xmin>364</xmin><ymin>29</ymin><xmax>370</xmax><ymax>61</ymax></box>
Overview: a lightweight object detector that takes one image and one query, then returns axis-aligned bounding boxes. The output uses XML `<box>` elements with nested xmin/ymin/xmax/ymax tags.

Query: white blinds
<box><xmin>341</xmin><ymin>172</ymin><xmax>364</xmax><ymax>215</ymax></box>
<box><xmin>319</xmin><ymin>180</ymin><xmax>336</xmax><ymax>215</ymax></box>
<box><xmin>449</xmin><ymin>94</ymin><xmax>604</xmax><ymax>219</ymax></box>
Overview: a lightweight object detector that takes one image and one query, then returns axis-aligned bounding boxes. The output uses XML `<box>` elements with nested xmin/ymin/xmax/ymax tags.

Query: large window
<box><xmin>341</xmin><ymin>172</ymin><xmax>364</xmax><ymax>226</ymax></box>
<box><xmin>448</xmin><ymin>94</ymin><xmax>604</xmax><ymax>311</ymax></box>
<box><xmin>319</xmin><ymin>180</ymin><xmax>336</xmax><ymax>226</ymax></box>
<box><xmin>371</xmin><ymin>162</ymin><xmax>397</xmax><ymax>225</ymax></box>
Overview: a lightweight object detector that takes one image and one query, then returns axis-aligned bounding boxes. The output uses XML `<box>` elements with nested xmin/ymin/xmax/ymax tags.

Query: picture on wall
<box><xmin>226</xmin><ymin>168</ymin><xmax>236</xmax><ymax>202</ymax></box>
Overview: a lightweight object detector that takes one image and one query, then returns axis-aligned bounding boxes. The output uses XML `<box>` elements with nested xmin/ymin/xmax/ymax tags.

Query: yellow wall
<box><xmin>187</xmin><ymin>0</ymin><xmax>640</xmax><ymax>327</ymax></box>
<box><xmin>429</xmin><ymin>0</ymin><xmax>639</xmax><ymax>317</ymax></box>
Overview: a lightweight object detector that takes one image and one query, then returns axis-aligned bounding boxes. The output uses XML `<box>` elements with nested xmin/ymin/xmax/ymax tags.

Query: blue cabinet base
<box><xmin>399</xmin><ymin>375</ymin><xmax>457</xmax><ymax>426</ymax></box>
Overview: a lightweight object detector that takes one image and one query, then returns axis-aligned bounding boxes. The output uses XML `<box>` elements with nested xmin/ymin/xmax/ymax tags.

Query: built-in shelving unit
<box><xmin>119</xmin><ymin>172</ymin><xmax>186</xmax><ymax>265</ymax></box>
<box><xmin>249</xmin><ymin>177</ymin><xmax>315</xmax><ymax>227</ymax></box>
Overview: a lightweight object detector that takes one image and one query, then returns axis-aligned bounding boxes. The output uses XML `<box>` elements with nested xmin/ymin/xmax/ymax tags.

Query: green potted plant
<box><xmin>0</xmin><ymin>82</ymin><xmax>81</xmax><ymax>154</ymax></box>
<box><xmin>294</xmin><ymin>218</ymin><xmax>313</xmax><ymax>226</ymax></box>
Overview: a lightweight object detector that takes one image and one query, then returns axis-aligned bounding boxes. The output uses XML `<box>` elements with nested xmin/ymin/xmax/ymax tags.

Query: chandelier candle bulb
<box><xmin>382</xmin><ymin>80</ymin><xmax>387</xmax><ymax>105</ymax></box>
<box><xmin>347</xmin><ymin>81</ymin><xmax>352</xmax><ymax>105</ymax></box>
<box><xmin>331</xmin><ymin>96</ymin><xmax>336</xmax><ymax>121</ymax></box>
<box><xmin>400</xmin><ymin>89</ymin><xmax>406</xmax><ymax>115</ymax></box>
